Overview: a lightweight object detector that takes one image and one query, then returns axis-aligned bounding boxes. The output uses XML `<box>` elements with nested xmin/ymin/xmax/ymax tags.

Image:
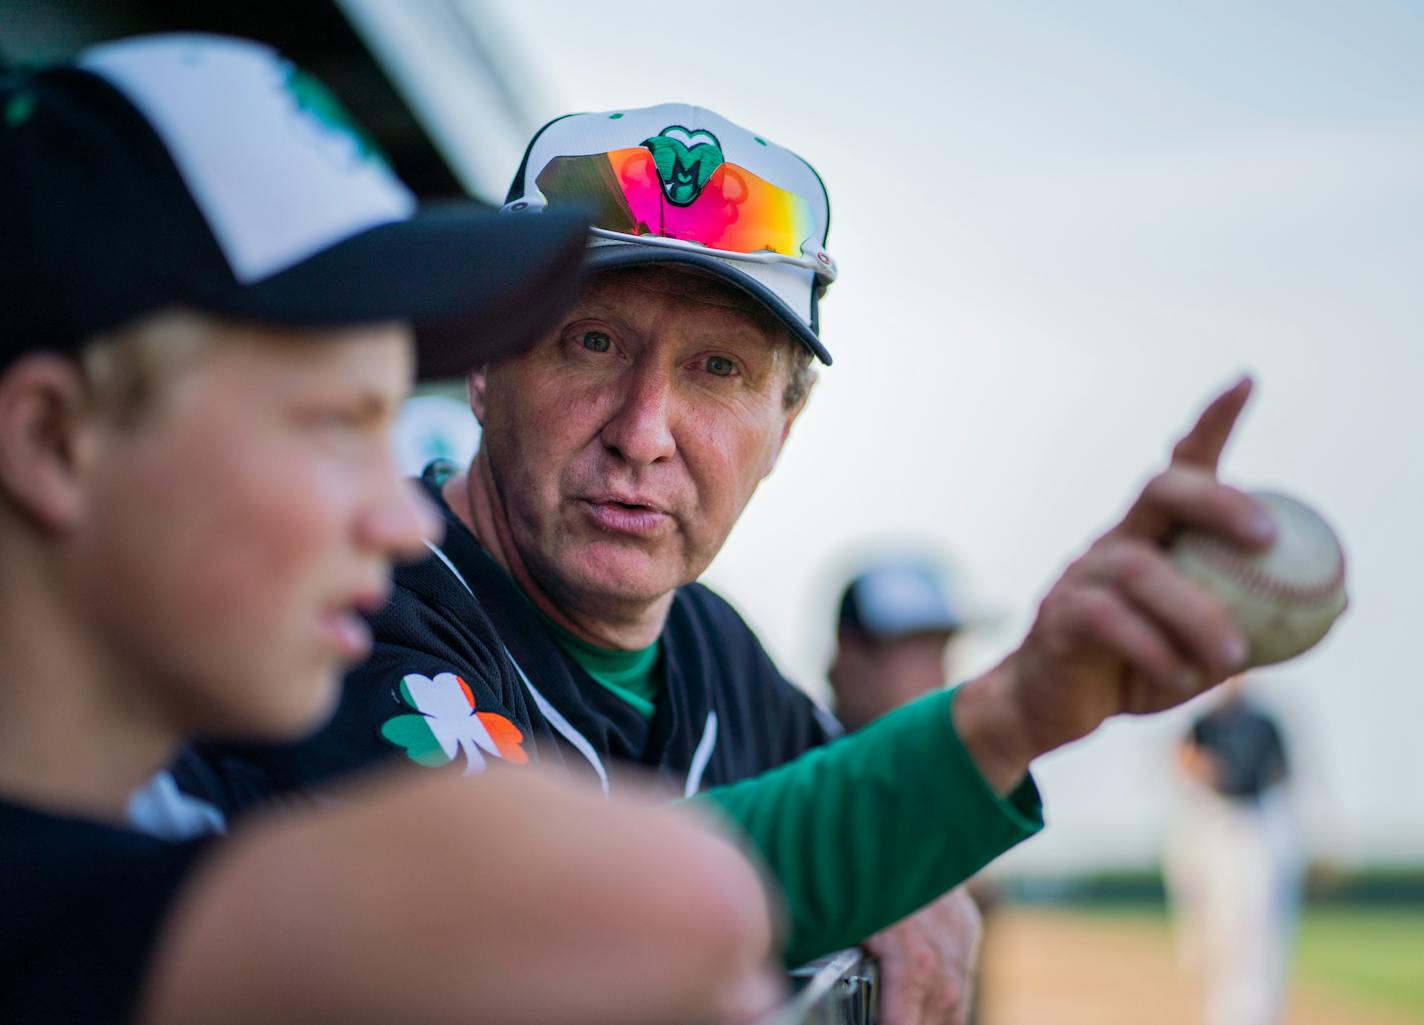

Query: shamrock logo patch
<box><xmin>641</xmin><ymin>126</ymin><xmax>724</xmax><ymax>205</ymax></box>
<box><xmin>380</xmin><ymin>672</ymin><xmax>528</xmax><ymax>776</ymax></box>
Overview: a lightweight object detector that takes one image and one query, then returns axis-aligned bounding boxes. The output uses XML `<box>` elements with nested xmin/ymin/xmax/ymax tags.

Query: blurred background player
<box><xmin>829</xmin><ymin>556</ymin><xmax>966</xmax><ymax>731</ymax></box>
<box><xmin>830</xmin><ymin>555</ymin><xmax>1000</xmax><ymax>1025</ymax></box>
<box><xmin>1164</xmin><ymin>678</ymin><xmax>1304</xmax><ymax>1025</ymax></box>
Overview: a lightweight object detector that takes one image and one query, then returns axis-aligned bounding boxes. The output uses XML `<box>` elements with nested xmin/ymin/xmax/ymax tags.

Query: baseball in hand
<box><xmin>1170</xmin><ymin>491</ymin><xmax>1347</xmax><ymax>667</ymax></box>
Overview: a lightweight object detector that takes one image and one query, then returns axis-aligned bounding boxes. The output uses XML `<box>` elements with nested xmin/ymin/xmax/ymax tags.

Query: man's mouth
<box><xmin>576</xmin><ymin>495</ymin><xmax>673</xmax><ymax>537</ymax></box>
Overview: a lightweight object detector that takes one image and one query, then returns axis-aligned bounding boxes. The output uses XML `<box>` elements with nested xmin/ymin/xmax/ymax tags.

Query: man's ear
<box><xmin>466</xmin><ymin>365</ymin><xmax>490</xmax><ymax>426</ymax></box>
<box><xmin>760</xmin><ymin>369</ymin><xmax>818</xmax><ymax>481</ymax></box>
<box><xmin>0</xmin><ymin>354</ymin><xmax>97</xmax><ymax>532</ymax></box>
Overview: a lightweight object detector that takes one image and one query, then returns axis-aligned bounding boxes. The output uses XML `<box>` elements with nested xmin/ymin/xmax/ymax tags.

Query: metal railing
<box><xmin>755</xmin><ymin>951</ymin><xmax>879</xmax><ymax>1025</ymax></box>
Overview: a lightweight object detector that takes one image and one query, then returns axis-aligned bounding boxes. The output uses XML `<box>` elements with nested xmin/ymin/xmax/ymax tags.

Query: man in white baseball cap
<box><xmin>228</xmin><ymin>102</ymin><xmax>1278</xmax><ymax>1025</ymax></box>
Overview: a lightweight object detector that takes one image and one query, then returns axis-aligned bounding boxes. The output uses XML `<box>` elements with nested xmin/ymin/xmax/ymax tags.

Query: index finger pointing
<box><xmin>1170</xmin><ymin>376</ymin><xmax>1253</xmax><ymax>472</ymax></box>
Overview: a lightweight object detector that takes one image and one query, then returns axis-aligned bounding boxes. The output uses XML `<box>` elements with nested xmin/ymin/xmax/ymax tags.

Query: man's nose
<box><xmin>358</xmin><ymin>475</ymin><xmax>443</xmax><ymax>562</ymax></box>
<box><xmin>600</xmin><ymin>364</ymin><xmax>676</xmax><ymax>466</ymax></box>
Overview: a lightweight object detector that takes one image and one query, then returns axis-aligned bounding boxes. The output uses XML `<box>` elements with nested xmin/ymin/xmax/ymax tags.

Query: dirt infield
<box><xmin>977</xmin><ymin>907</ymin><xmax>1423</xmax><ymax>1025</ymax></box>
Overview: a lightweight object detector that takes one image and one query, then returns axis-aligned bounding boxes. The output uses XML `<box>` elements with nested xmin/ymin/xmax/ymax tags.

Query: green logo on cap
<box><xmin>642</xmin><ymin>126</ymin><xmax>724</xmax><ymax>206</ymax></box>
<box><xmin>4</xmin><ymin>91</ymin><xmax>36</xmax><ymax>128</ymax></box>
<box><xmin>283</xmin><ymin>67</ymin><xmax>387</xmax><ymax>169</ymax></box>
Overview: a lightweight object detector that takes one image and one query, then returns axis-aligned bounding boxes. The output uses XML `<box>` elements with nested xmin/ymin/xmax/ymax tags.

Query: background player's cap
<box><xmin>0</xmin><ymin>33</ymin><xmax>588</xmax><ymax>379</ymax></box>
<box><xmin>503</xmin><ymin>103</ymin><xmax>835</xmax><ymax>365</ymax></box>
<box><xmin>838</xmin><ymin>558</ymin><xmax>965</xmax><ymax>640</ymax></box>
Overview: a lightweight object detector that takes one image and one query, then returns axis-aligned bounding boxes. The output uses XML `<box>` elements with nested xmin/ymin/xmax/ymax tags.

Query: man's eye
<box><xmin>581</xmin><ymin>331</ymin><xmax>613</xmax><ymax>353</ymax></box>
<box><xmin>706</xmin><ymin>355</ymin><xmax>736</xmax><ymax>377</ymax></box>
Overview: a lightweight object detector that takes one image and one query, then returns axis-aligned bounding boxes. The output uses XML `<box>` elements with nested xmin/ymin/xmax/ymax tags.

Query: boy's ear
<box><xmin>0</xmin><ymin>354</ymin><xmax>97</xmax><ymax>532</ymax></box>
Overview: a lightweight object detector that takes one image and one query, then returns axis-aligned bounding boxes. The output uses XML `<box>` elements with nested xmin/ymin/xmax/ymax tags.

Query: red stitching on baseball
<box><xmin>1177</xmin><ymin>535</ymin><xmax>1345</xmax><ymax>606</ymax></box>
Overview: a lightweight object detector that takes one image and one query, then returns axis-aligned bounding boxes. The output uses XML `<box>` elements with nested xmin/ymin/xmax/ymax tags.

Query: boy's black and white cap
<box><xmin>0</xmin><ymin>34</ymin><xmax>588</xmax><ymax>378</ymax></box>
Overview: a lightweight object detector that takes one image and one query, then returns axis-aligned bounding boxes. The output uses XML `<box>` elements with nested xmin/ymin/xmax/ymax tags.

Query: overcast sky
<box><xmin>487</xmin><ymin>0</ymin><xmax>1423</xmax><ymax>871</ymax></box>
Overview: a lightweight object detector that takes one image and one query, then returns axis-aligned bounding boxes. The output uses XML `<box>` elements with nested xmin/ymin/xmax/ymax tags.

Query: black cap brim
<box><xmin>205</xmin><ymin>205</ymin><xmax>589</xmax><ymax>380</ymax></box>
<box><xmin>582</xmin><ymin>245</ymin><xmax>832</xmax><ymax>365</ymax></box>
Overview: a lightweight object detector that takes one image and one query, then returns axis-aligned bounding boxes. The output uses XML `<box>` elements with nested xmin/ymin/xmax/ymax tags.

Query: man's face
<box><xmin>471</xmin><ymin>267</ymin><xmax>809</xmax><ymax>618</ymax></box>
<box><xmin>74</xmin><ymin>314</ymin><xmax>434</xmax><ymax>739</ymax></box>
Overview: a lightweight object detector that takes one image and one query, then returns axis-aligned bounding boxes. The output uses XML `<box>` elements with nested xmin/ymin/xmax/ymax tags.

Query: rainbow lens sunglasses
<box><xmin>504</xmin><ymin>144</ymin><xmax>837</xmax><ymax>283</ymax></box>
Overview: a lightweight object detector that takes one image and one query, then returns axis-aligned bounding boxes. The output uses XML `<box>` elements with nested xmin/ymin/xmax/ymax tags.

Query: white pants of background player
<box><xmin>1164</xmin><ymin>785</ymin><xmax>1304</xmax><ymax>1025</ymax></box>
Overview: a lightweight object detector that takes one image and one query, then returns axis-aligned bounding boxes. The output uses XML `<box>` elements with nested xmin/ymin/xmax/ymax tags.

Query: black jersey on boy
<box><xmin>1</xmin><ymin>796</ymin><xmax>211</xmax><ymax>1024</ymax></box>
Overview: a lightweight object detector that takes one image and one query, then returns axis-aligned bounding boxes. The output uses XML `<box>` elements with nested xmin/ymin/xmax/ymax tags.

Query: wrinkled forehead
<box><xmin>577</xmin><ymin>265</ymin><xmax>793</xmax><ymax>345</ymax></box>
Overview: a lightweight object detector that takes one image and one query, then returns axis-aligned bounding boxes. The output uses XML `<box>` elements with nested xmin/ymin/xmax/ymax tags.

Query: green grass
<box><xmin>1296</xmin><ymin>908</ymin><xmax>1424</xmax><ymax>1017</ymax></box>
<box><xmin>1062</xmin><ymin>903</ymin><xmax>1424</xmax><ymax>1018</ymax></box>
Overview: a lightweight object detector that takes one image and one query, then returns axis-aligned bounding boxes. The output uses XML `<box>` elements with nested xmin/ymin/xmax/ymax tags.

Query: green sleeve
<box><xmin>693</xmin><ymin>686</ymin><xmax>1043</xmax><ymax>967</ymax></box>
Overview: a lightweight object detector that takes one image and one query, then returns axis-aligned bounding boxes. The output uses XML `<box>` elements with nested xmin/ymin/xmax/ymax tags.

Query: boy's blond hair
<box><xmin>80</xmin><ymin>310</ymin><xmax>215</xmax><ymax>426</ymax></box>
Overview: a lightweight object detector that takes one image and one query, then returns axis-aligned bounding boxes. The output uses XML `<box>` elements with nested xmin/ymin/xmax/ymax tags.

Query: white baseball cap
<box><xmin>503</xmin><ymin>103</ymin><xmax>835</xmax><ymax>364</ymax></box>
<box><xmin>839</xmin><ymin>559</ymin><xmax>965</xmax><ymax>640</ymax></box>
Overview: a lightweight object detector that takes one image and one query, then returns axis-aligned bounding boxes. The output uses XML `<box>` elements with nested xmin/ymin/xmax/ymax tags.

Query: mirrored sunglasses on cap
<box><xmin>504</xmin><ymin>146</ymin><xmax>837</xmax><ymax>283</ymax></box>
